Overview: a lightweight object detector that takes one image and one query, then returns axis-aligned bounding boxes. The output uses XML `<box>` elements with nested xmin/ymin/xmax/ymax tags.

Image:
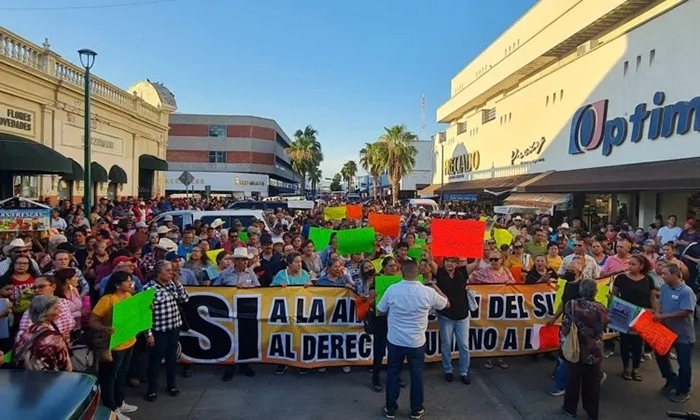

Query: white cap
<box><xmin>135</xmin><ymin>221</ymin><xmax>148</xmax><ymax>229</ymax></box>
<box><xmin>559</xmin><ymin>223</ymin><xmax>571</xmax><ymax>230</ymax></box>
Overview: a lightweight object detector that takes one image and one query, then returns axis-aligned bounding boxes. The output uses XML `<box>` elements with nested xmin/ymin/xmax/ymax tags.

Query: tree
<box><xmin>373</xmin><ymin>125</ymin><xmax>418</xmax><ymax>204</ymax></box>
<box><xmin>285</xmin><ymin>125</ymin><xmax>323</xmax><ymax>196</ymax></box>
<box><xmin>340</xmin><ymin>160</ymin><xmax>358</xmax><ymax>192</ymax></box>
<box><xmin>359</xmin><ymin>142</ymin><xmax>382</xmax><ymax>199</ymax></box>
<box><xmin>307</xmin><ymin>167</ymin><xmax>322</xmax><ymax>196</ymax></box>
<box><xmin>330</xmin><ymin>173</ymin><xmax>343</xmax><ymax>191</ymax></box>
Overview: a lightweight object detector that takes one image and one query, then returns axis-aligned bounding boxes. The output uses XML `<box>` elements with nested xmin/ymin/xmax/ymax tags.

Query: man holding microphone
<box><xmin>377</xmin><ymin>259</ymin><xmax>450</xmax><ymax>419</ymax></box>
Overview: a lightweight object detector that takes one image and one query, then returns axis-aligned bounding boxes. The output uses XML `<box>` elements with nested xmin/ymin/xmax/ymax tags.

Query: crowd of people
<box><xmin>0</xmin><ymin>195</ymin><xmax>697</xmax><ymax>420</ymax></box>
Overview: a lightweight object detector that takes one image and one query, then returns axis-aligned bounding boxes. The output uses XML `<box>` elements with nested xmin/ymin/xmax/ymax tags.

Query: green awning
<box><xmin>90</xmin><ymin>162</ymin><xmax>108</xmax><ymax>183</ymax></box>
<box><xmin>0</xmin><ymin>132</ymin><xmax>72</xmax><ymax>175</ymax></box>
<box><xmin>139</xmin><ymin>154</ymin><xmax>168</xmax><ymax>171</ymax></box>
<box><xmin>62</xmin><ymin>159</ymin><xmax>85</xmax><ymax>182</ymax></box>
<box><xmin>108</xmin><ymin>165</ymin><xmax>128</xmax><ymax>184</ymax></box>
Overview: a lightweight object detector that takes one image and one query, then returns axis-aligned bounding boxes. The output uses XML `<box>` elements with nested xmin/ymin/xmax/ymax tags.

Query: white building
<box><xmin>426</xmin><ymin>0</ymin><xmax>700</xmax><ymax>227</ymax></box>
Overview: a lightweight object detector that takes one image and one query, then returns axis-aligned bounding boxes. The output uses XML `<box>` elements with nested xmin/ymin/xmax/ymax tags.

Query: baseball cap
<box><xmin>164</xmin><ymin>251</ymin><xmax>182</xmax><ymax>262</ymax></box>
<box><xmin>112</xmin><ymin>256</ymin><xmax>131</xmax><ymax>268</ymax></box>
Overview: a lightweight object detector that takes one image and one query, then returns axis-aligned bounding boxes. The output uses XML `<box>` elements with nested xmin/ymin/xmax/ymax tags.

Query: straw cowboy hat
<box><xmin>211</xmin><ymin>218</ymin><xmax>226</xmax><ymax>229</ymax></box>
<box><xmin>3</xmin><ymin>238</ymin><xmax>30</xmax><ymax>255</ymax></box>
<box><xmin>157</xmin><ymin>226</ymin><xmax>172</xmax><ymax>234</ymax></box>
<box><xmin>231</xmin><ymin>247</ymin><xmax>253</xmax><ymax>259</ymax></box>
<box><xmin>155</xmin><ymin>238</ymin><xmax>177</xmax><ymax>252</ymax></box>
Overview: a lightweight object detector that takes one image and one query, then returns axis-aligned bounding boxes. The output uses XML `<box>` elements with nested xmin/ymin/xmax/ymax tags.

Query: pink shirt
<box><xmin>62</xmin><ymin>288</ymin><xmax>83</xmax><ymax>319</ymax></box>
<box><xmin>602</xmin><ymin>255</ymin><xmax>630</xmax><ymax>274</ymax></box>
<box><xmin>471</xmin><ymin>267</ymin><xmax>515</xmax><ymax>284</ymax></box>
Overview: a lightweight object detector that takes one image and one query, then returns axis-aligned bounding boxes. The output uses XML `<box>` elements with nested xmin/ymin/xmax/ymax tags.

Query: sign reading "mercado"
<box><xmin>569</xmin><ymin>92</ymin><xmax>699</xmax><ymax>156</ymax></box>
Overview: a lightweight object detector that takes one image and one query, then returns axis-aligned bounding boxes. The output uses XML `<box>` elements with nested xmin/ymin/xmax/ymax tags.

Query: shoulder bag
<box><xmin>562</xmin><ymin>300</ymin><xmax>580</xmax><ymax>363</ymax></box>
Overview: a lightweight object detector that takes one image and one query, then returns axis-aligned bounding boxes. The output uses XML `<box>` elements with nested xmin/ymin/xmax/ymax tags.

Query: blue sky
<box><xmin>2</xmin><ymin>0</ymin><xmax>536</xmax><ymax>178</ymax></box>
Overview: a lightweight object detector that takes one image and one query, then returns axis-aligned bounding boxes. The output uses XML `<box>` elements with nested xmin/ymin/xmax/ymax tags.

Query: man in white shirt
<box><xmin>656</xmin><ymin>215</ymin><xmax>682</xmax><ymax>246</ymax></box>
<box><xmin>377</xmin><ymin>260</ymin><xmax>449</xmax><ymax>419</ymax></box>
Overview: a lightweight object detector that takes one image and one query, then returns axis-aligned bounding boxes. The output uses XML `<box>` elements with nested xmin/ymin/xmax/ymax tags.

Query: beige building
<box><xmin>0</xmin><ymin>26</ymin><xmax>176</xmax><ymax>205</ymax></box>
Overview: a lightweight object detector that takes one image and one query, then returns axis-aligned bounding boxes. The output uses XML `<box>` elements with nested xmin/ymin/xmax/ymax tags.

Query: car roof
<box><xmin>1</xmin><ymin>370</ymin><xmax>97</xmax><ymax>419</ymax></box>
<box><xmin>156</xmin><ymin>209</ymin><xmax>267</xmax><ymax>218</ymax></box>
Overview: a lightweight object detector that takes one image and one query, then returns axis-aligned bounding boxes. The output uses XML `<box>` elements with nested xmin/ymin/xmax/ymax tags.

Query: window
<box><xmin>275</xmin><ymin>133</ymin><xmax>289</xmax><ymax>148</ymax></box>
<box><xmin>481</xmin><ymin>108</ymin><xmax>496</xmax><ymax>124</ymax></box>
<box><xmin>209</xmin><ymin>151</ymin><xmax>227</xmax><ymax>163</ymax></box>
<box><xmin>623</xmin><ymin>61</ymin><xmax>629</xmax><ymax>76</ymax></box>
<box><xmin>553</xmin><ymin>92</ymin><xmax>557</xmax><ymax>103</ymax></box>
<box><xmin>546</xmin><ymin>95</ymin><xmax>550</xmax><ymax>106</ymax></box>
<box><xmin>560</xmin><ymin>90</ymin><xmax>564</xmax><ymax>101</ymax></box>
<box><xmin>650</xmin><ymin>49</ymin><xmax>656</xmax><ymax>66</ymax></box>
<box><xmin>636</xmin><ymin>55</ymin><xmax>642</xmax><ymax>71</ymax></box>
<box><xmin>457</xmin><ymin>122</ymin><xmax>467</xmax><ymax>135</ymax></box>
<box><xmin>208</xmin><ymin>125</ymin><xmax>227</xmax><ymax>137</ymax></box>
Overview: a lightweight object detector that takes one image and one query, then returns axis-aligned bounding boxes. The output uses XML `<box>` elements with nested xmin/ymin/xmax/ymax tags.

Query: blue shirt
<box><xmin>99</xmin><ymin>272</ymin><xmax>144</xmax><ymax>296</ymax></box>
<box><xmin>317</xmin><ymin>272</ymin><xmax>353</xmax><ymax>287</ymax></box>
<box><xmin>177</xmin><ymin>242</ymin><xmax>195</xmax><ymax>258</ymax></box>
<box><xmin>659</xmin><ymin>282</ymin><xmax>697</xmax><ymax>343</ymax></box>
<box><xmin>271</xmin><ymin>269</ymin><xmax>311</xmax><ymax>286</ymax></box>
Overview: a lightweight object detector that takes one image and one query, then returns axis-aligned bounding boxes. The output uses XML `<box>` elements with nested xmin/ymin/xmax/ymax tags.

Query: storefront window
<box><xmin>107</xmin><ymin>183</ymin><xmax>118</xmax><ymax>201</ymax></box>
<box><xmin>13</xmin><ymin>175</ymin><xmax>39</xmax><ymax>199</ymax></box>
<box><xmin>583</xmin><ymin>194</ymin><xmax>612</xmax><ymax>232</ymax></box>
<box><xmin>57</xmin><ymin>180</ymin><xmax>71</xmax><ymax>201</ymax></box>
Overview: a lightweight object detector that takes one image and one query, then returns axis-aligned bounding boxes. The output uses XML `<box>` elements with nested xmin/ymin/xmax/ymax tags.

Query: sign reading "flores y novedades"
<box><xmin>176</xmin><ymin>281</ymin><xmax>617</xmax><ymax>366</ymax></box>
<box><xmin>0</xmin><ymin>104</ymin><xmax>35</xmax><ymax>136</ymax></box>
<box><xmin>569</xmin><ymin>92</ymin><xmax>700</xmax><ymax>156</ymax></box>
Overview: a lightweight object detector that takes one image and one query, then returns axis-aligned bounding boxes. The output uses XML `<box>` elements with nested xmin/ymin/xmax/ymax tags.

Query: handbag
<box><xmin>562</xmin><ymin>300</ymin><xmax>580</xmax><ymax>363</ymax></box>
<box><xmin>363</xmin><ymin>308</ymin><xmax>376</xmax><ymax>335</ymax></box>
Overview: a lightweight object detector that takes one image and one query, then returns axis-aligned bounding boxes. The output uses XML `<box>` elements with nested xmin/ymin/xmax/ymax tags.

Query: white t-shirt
<box><xmin>657</xmin><ymin>226</ymin><xmax>682</xmax><ymax>244</ymax></box>
<box><xmin>377</xmin><ymin>280</ymin><xmax>448</xmax><ymax>348</ymax></box>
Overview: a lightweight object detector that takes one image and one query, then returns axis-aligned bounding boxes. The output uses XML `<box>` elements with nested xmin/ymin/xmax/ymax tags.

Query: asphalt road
<box><xmin>124</xmin><ymin>353</ymin><xmax>700</xmax><ymax>420</ymax></box>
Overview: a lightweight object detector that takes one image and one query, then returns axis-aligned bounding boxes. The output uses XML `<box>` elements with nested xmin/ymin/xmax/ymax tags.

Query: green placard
<box><xmin>309</xmin><ymin>227</ymin><xmax>335</xmax><ymax>251</ymax></box>
<box><xmin>110</xmin><ymin>288</ymin><xmax>155</xmax><ymax>349</ymax></box>
<box><xmin>336</xmin><ymin>227</ymin><xmax>375</xmax><ymax>255</ymax></box>
<box><xmin>407</xmin><ymin>246</ymin><xmax>424</xmax><ymax>260</ymax></box>
<box><xmin>375</xmin><ymin>275</ymin><xmax>424</xmax><ymax>312</ymax></box>
<box><xmin>238</xmin><ymin>231</ymin><xmax>249</xmax><ymax>243</ymax></box>
<box><xmin>415</xmin><ymin>238</ymin><xmax>426</xmax><ymax>246</ymax></box>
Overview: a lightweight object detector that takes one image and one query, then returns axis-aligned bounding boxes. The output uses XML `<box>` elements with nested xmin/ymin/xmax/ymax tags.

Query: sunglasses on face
<box><xmin>489</xmin><ymin>258</ymin><xmax>501</xmax><ymax>262</ymax></box>
<box><xmin>513</xmin><ymin>245</ymin><xmax>523</xmax><ymax>249</ymax></box>
<box><xmin>574</xmin><ymin>244</ymin><xmax>584</xmax><ymax>247</ymax></box>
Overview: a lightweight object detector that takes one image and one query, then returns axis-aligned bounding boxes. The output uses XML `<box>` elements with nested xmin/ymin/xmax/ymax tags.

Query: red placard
<box><xmin>630</xmin><ymin>310</ymin><xmax>677</xmax><ymax>356</ymax></box>
<box><xmin>430</xmin><ymin>219</ymin><xmax>485</xmax><ymax>258</ymax></box>
<box><xmin>368</xmin><ymin>213</ymin><xmax>400</xmax><ymax>238</ymax></box>
<box><xmin>345</xmin><ymin>205</ymin><xmax>363</xmax><ymax>220</ymax></box>
<box><xmin>538</xmin><ymin>325</ymin><xmax>561</xmax><ymax>350</ymax></box>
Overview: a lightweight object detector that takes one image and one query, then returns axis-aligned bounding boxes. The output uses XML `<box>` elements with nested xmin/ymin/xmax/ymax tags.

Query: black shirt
<box><xmin>435</xmin><ymin>266</ymin><xmax>469</xmax><ymax>320</ymax></box>
<box><xmin>525</xmin><ymin>268</ymin><xmax>557</xmax><ymax>285</ymax></box>
<box><xmin>613</xmin><ymin>273</ymin><xmax>655</xmax><ymax>308</ymax></box>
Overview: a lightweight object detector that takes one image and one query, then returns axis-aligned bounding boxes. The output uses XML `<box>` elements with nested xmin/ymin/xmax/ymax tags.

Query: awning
<box><xmin>108</xmin><ymin>165</ymin><xmax>128</xmax><ymax>184</ymax></box>
<box><xmin>418</xmin><ymin>184</ymin><xmax>441</xmax><ymax>197</ymax></box>
<box><xmin>0</xmin><ymin>132</ymin><xmax>72</xmax><ymax>175</ymax></box>
<box><xmin>524</xmin><ymin>158</ymin><xmax>700</xmax><ymax>193</ymax></box>
<box><xmin>503</xmin><ymin>193</ymin><xmax>571</xmax><ymax>209</ymax></box>
<box><xmin>139</xmin><ymin>154</ymin><xmax>168</xmax><ymax>171</ymax></box>
<box><xmin>439</xmin><ymin>173</ymin><xmax>540</xmax><ymax>194</ymax></box>
<box><xmin>61</xmin><ymin>159</ymin><xmax>85</xmax><ymax>182</ymax></box>
<box><xmin>90</xmin><ymin>162</ymin><xmax>108</xmax><ymax>183</ymax></box>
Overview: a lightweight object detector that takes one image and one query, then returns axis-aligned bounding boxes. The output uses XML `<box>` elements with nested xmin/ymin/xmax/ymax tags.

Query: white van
<box><xmin>151</xmin><ymin>210</ymin><xmax>270</xmax><ymax>232</ymax></box>
<box><xmin>402</xmin><ymin>198</ymin><xmax>439</xmax><ymax>212</ymax></box>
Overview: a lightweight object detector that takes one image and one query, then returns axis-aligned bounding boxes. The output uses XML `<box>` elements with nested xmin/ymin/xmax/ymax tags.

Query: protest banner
<box><xmin>430</xmin><ymin>219</ymin><xmax>485</xmax><ymax>258</ymax></box>
<box><xmin>368</xmin><ymin>213</ymin><xmax>400</xmax><ymax>238</ymax></box>
<box><xmin>309</xmin><ymin>227</ymin><xmax>335</xmax><ymax>251</ymax></box>
<box><xmin>324</xmin><ymin>207</ymin><xmax>347</xmax><ymax>220</ymax></box>
<box><xmin>345</xmin><ymin>205</ymin><xmax>363</xmax><ymax>220</ymax></box>
<box><xmin>176</xmin><ymin>280</ymin><xmax>616</xmax><ymax>367</ymax></box>
<box><xmin>110</xmin><ymin>288</ymin><xmax>155</xmax><ymax>349</ymax></box>
<box><xmin>630</xmin><ymin>310</ymin><xmax>677</xmax><ymax>356</ymax></box>
<box><xmin>336</xmin><ymin>228</ymin><xmax>375</xmax><ymax>255</ymax></box>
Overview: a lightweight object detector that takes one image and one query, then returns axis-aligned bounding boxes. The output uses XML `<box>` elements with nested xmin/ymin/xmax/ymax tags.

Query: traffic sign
<box><xmin>178</xmin><ymin>171</ymin><xmax>195</xmax><ymax>186</ymax></box>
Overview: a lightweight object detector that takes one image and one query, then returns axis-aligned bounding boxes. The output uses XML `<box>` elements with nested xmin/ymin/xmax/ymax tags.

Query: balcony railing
<box><xmin>0</xmin><ymin>26</ymin><xmax>164</xmax><ymax>125</ymax></box>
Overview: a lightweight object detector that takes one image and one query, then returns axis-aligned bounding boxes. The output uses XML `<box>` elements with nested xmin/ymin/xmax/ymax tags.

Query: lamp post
<box><xmin>439</xmin><ymin>137</ymin><xmax>446</xmax><ymax>208</ymax></box>
<box><xmin>78</xmin><ymin>48</ymin><xmax>97</xmax><ymax>211</ymax></box>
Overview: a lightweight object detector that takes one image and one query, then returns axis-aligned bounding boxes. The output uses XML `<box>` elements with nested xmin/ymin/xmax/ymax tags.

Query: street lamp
<box><xmin>439</xmin><ymin>137</ymin><xmax>446</xmax><ymax>208</ymax></box>
<box><xmin>78</xmin><ymin>48</ymin><xmax>97</xmax><ymax>211</ymax></box>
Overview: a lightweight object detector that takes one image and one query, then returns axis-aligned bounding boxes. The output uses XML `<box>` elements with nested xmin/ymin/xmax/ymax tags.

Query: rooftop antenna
<box><xmin>421</xmin><ymin>94</ymin><xmax>426</xmax><ymax>140</ymax></box>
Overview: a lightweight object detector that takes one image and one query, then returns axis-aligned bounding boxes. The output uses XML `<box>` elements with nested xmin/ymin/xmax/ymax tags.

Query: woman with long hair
<box><xmin>90</xmin><ymin>271</ymin><xmax>139</xmax><ymax>417</ymax></box>
<box><xmin>184</xmin><ymin>246</ymin><xmax>212</xmax><ymax>285</ymax></box>
<box><xmin>612</xmin><ymin>254</ymin><xmax>657</xmax><ymax>381</ymax></box>
<box><xmin>53</xmin><ymin>268</ymin><xmax>84</xmax><ymax>323</ymax></box>
<box><xmin>14</xmin><ymin>295</ymin><xmax>72</xmax><ymax>372</ymax></box>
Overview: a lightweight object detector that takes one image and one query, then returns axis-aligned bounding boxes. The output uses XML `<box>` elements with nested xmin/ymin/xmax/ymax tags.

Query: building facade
<box><xmin>429</xmin><ymin>0</ymin><xmax>700</xmax><ymax>227</ymax></box>
<box><xmin>166</xmin><ymin>114</ymin><xmax>299</xmax><ymax>198</ymax></box>
<box><xmin>0</xmin><ymin>26</ymin><xmax>174</xmax><ymax>204</ymax></box>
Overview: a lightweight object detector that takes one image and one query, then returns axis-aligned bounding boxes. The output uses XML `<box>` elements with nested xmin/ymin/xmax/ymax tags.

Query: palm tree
<box><xmin>307</xmin><ymin>167</ymin><xmax>322</xmax><ymax>196</ymax></box>
<box><xmin>341</xmin><ymin>160</ymin><xmax>358</xmax><ymax>192</ymax></box>
<box><xmin>285</xmin><ymin>125</ymin><xmax>323</xmax><ymax>195</ymax></box>
<box><xmin>373</xmin><ymin>125</ymin><xmax>418</xmax><ymax>204</ymax></box>
<box><xmin>359</xmin><ymin>142</ymin><xmax>383</xmax><ymax>199</ymax></box>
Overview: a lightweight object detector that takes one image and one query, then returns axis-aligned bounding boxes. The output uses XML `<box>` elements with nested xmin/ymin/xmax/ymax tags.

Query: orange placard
<box><xmin>630</xmin><ymin>310</ymin><xmax>677</xmax><ymax>356</ymax></box>
<box><xmin>354</xmin><ymin>297</ymin><xmax>371</xmax><ymax>321</ymax></box>
<box><xmin>345</xmin><ymin>205</ymin><xmax>363</xmax><ymax>220</ymax></box>
<box><xmin>368</xmin><ymin>213</ymin><xmax>400</xmax><ymax>238</ymax></box>
<box><xmin>430</xmin><ymin>219</ymin><xmax>485</xmax><ymax>259</ymax></box>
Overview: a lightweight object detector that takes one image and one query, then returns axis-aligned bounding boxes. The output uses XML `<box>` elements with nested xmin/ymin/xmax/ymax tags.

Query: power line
<box><xmin>0</xmin><ymin>0</ymin><xmax>176</xmax><ymax>11</ymax></box>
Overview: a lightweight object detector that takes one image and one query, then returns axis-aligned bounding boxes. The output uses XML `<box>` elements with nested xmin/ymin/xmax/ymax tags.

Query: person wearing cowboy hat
<box><xmin>141</xmin><ymin>239</ymin><xmax>177</xmax><ymax>280</ymax></box>
<box><xmin>0</xmin><ymin>239</ymin><xmax>40</xmax><ymax>276</ymax></box>
<box><xmin>210</xmin><ymin>218</ymin><xmax>225</xmax><ymax>231</ymax></box>
<box><xmin>216</xmin><ymin>247</ymin><xmax>259</xmax><ymax>381</ymax></box>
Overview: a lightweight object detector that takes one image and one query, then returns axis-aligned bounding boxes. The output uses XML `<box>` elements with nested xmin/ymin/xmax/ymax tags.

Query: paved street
<box><xmin>125</xmin><ymin>352</ymin><xmax>700</xmax><ymax>419</ymax></box>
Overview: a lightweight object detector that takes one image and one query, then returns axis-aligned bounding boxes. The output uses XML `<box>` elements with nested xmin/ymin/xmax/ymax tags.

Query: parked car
<box><xmin>150</xmin><ymin>210</ymin><xmax>270</xmax><ymax>232</ymax></box>
<box><xmin>1</xmin><ymin>369</ymin><xmax>114</xmax><ymax>419</ymax></box>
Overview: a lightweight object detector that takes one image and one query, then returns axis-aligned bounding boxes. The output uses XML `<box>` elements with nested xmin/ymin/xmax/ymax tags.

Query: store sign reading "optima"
<box><xmin>569</xmin><ymin>92</ymin><xmax>700</xmax><ymax>156</ymax></box>
<box><xmin>444</xmin><ymin>151</ymin><xmax>480</xmax><ymax>179</ymax></box>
